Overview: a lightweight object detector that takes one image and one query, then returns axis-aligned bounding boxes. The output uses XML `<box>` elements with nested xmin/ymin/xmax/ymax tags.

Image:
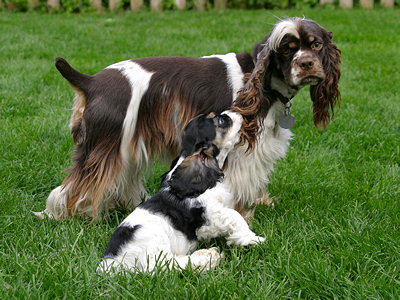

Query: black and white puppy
<box><xmin>97</xmin><ymin>111</ymin><xmax>265</xmax><ymax>274</ymax></box>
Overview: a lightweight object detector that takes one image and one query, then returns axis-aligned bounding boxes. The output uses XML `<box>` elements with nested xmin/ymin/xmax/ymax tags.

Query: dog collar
<box><xmin>270</xmin><ymin>89</ymin><xmax>293</xmax><ymax>105</ymax></box>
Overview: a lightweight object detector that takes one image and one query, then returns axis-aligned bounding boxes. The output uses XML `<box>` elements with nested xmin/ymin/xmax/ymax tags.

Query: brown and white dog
<box><xmin>36</xmin><ymin>17</ymin><xmax>341</xmax><ymax>220</ymax></box>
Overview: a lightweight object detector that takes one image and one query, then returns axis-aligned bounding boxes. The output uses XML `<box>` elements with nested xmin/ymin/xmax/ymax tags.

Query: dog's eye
<box><xmin>311</xmin><ymin>41</ymin><xmax>323</xmax><ymax>51</ymax></box>
<box><xmin>281</xmin><ymin>47</ymin><xmax>293</xmax><ymax>56</ymax></box>
<box><xmin>217</xmin><ymin>117</ymin><xmax>225</xmax><ymax>126</ymax></box>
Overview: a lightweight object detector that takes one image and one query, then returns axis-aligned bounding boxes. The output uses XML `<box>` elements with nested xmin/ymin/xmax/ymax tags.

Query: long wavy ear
<box><xmin>168</xmin><ymin>144</ymin><xmax>223</xmax><ymax>199</ymax></box>
<box><xmin>310</xmin><ymin>31</ymin><xmax>341</xmax><ymax>130</ymax></box>
<box><xmin>232</xmin><ymin>45</ymin><xmax>272</xmax><ymax>151</ymax></box>
<box><xmin>252</xmin><ymin>35</ymin><xmax>270</xmax><ymax>64</ymax></box>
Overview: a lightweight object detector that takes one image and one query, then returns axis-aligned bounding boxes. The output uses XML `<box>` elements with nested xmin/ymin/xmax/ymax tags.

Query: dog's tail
<box><xmin>55</xmin><ymin>57</ymin><xmax>92</xmax><ymax>93</ymax></box>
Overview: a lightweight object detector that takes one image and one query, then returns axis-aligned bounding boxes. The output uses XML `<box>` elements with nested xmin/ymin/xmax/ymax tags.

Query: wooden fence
<box><xmin>1</xmin><ymin>0</ymin><xmax>396</xmax><ymax>11</ymax></box>
<box><xmin>322</xmin><ymin>0</ymin><xmax>395</xmax><ymax>8</ymax></box>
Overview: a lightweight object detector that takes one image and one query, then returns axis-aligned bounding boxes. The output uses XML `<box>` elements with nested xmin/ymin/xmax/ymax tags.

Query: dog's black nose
<box><xmin>298</xmin><ymin>58</ymin><xmax>314</xmax><ymax>71</ymax></box>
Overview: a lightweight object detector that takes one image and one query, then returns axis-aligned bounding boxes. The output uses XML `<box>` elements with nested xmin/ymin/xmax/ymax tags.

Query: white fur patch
<box><xmin>217</xmin><ymin>111</ymin><xmax>243</xmax><ymax>168</ymax></box>
<box><xmin>223</xmin><ymin>101</ymin><xmax>293</xmax><ymax>208</ymax></box>
<box><xmin>106</xmin><ymin>61</ymin><xmax>154</xmax><ymax>167</ymax></box>
<box><xmin>165</xmin><ymin>156</ymin><xmax>185</xmax><ymax>181</ymax></box>
<box><xmin>291</xmin><ymin>50</ymin><xmax>305</xmax><ymax>86</ymax></box>
<box><xmin>268</xmin><ymin>18</ymin><xmax>300</xmax><ymax>51</ymax></box>
<box><xmin>202</xmin><ymin>53</ymin><xmax>245</xmax><ymax>100</ymax></box>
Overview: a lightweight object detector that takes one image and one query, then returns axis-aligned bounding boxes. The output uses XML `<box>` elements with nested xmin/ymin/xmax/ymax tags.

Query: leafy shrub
<box><xmin>60</xmin><ymin>0</ymin><xmax>92</xmax><ymax>12</ymax></box>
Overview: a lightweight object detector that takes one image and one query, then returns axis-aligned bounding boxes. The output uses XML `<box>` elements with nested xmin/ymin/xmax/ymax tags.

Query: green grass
<box><xmin>1</xmin><ymin>9</ymin><xmax>399</xmax><ymax>299</ymax></box>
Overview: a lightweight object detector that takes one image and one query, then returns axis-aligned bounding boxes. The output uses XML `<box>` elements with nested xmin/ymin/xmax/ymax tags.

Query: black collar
<box><xmin>271</xmin><ymin>90</ymin><xmax>293</xmax><ymax>105</ymax></box>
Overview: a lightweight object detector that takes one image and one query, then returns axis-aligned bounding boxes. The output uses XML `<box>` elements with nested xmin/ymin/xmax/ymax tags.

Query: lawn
<box><xmin>0</xmin><ymin>8</ymin><xmax>399</xmax><ymax>299</ymax></box>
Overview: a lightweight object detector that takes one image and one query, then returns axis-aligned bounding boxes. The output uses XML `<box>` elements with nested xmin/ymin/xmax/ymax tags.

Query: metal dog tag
<box><xmin>279</xmin><ymin>102</ymin><xmax>295</xmax><ymax>129</ymax></box>
<box><xmin>279</xmin><ymin>114</ymin><xmax>295</xmax><ymax>129</ymax></box>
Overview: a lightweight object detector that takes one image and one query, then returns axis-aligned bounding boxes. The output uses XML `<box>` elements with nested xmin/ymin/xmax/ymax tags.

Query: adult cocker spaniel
<box><xmin>36</xmin><ymin>17</ymin><xmax>341</xmax><ymax>220</ymax></box>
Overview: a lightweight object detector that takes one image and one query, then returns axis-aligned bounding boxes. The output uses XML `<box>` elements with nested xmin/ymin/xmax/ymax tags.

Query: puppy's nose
<box><xmin>298</xmin><ymin>57</ymin><xmax>314</xmax><ymax>71</ymax></box>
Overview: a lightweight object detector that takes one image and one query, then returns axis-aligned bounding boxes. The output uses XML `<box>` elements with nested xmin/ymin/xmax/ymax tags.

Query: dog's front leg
<box><xmin>197</xmin><ymin>204</ymin><xmax>266</xmax><ymax>247</ymax></box>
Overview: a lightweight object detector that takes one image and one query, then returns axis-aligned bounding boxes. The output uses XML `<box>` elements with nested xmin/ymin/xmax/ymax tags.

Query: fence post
<box><xmin>130</xmin><ymin>0</ymin><xmax>143</xmax><ymax>11</ymax></box>
<box><xmin>150</xmin><ymin>0</ymin><xmax>162</xmax><ymax>11</ymax></box>
<box><xmin>28</xmin><ymin>0</ymin><xmax>39</xmax><ymax>9</ymax></box>
<box><xmin>360</xmin><ymin>0</ymin><xmax>373</xmax><ymax>7</ymax></box>
<box><xmin>194</xmin><ymin>0</ymin><xmax>205</xmax><ymax>10</ymax></box>
<box><xmin>214</xmin><ymin>0</ymin><xmax>227</xmax><ymax>9</ymax></box>
<box><xmin>381</xmin><ymin>0</ymin><xmax>394</xmax><ymax>7</ymax></box>
<box><xmin>320</xmin><ymin>0</ymin><xmax>333</xmax><ymax>6</ymax></box>
<box><xmin>6</xmin><ymin>2</ymin><xmax>18</xmax><ymax>9</ymax></box>
<box><xmin>90</xmin><ymin>0</ymin><xmax>102</xmax><ymax>11</ymax></box>
<box><xmin>339</xmin><ymin>0</ymin><xmax>353</xmax><ymax>8</ymax></box>
<box><xmin>47</xmin><ymin>0</ymin><xmax>60</xmax><ymax>9</ymax></box>
<box><xmin>109</xmin><ymin>0</ymin><xmax>122</xmax><ymax>10</ymax></box>
<box><xmin>175</xmin><ymin>0</ymin><xmax>186</xmax><ymax>9</ymax></box>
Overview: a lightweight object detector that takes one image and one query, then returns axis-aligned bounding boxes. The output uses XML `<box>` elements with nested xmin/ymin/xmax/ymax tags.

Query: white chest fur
<box><xmin>224</xmin><ymin>101</ymin><xmax>293</xmax><ymax>208</ymax></box>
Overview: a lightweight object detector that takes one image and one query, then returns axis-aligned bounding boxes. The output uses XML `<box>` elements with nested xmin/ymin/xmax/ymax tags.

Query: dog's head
<box><xmin>234</xmin><ymin>18</ymin><xmax>341</xmax><ymax>148</ymax></box>
<box><xmin>180</xmin><ymin>111</ymin><xmax>243</xmax><ymax>167</ymax></box>
<box><xmin>166</xmin><ymin>111</ymin><xmax>242</xmax><ymax>199</ymax></box>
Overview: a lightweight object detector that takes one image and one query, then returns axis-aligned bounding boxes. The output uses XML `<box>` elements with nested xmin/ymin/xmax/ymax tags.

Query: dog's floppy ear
<box><xmin>252</xmin><ymin>35</ymin><xmax>270</xmax><ymax>64</ymax></box>
<box><xmin>233</xmin><ymin>44</ymin><xmax>272</xmax><ymax>151</ymax></box>
<box><xmin>169</xmin><ymin>144</ymin><xmax>223</xmax><ymax>199</ymax></box>
<box><xmin>310</xmin><ymin>29</ymin><xmax>341</xmax><ymax>130</ymax></box>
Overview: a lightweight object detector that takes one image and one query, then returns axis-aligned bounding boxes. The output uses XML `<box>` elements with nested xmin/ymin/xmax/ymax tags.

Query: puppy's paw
<box><xmin>190</xmin><ymin>247</ymin><xmax>222</xmax><ymax>272</ymax></box>
<box><xmin>228</xmin><ymin>234</ymin><xmax>266</xmax><ymax>247</ymax></box>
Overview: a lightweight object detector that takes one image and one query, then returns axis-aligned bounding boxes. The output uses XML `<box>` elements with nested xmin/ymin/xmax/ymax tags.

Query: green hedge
<box><xmin>0</xmin><ymin>0</ymin><xmax>398</xmax><ymax>12</ymax></box>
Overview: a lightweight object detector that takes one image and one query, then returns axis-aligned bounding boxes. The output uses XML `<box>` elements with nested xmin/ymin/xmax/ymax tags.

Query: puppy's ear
<box><xmin>169</xmin><ymin>145</ymin><xmax>223</xmax><ymax>199</ymax></box>
<box><xmin>181</xmin><ymin>114</ymin><xmax>217</xmax><ymax>157</ymax></box>
<box><xmin>310</xmin><ymin>29</ymin><xmax>341</xmax><ymax>130</ymax></box>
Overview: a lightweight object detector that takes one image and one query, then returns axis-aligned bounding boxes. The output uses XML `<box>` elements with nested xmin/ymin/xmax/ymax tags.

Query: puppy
<box><xmin>97</xmin><ymin>111</ymin><xmax>265</xmax><ymax>274</ymax></box>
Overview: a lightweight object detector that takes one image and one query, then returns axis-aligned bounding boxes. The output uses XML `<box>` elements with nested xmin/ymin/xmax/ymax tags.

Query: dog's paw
<box><xmin>190</xmin><ymin>247</ymin><xmax>222</xmax><ymax>272</ymax></box>
<box><xmin>252</xmin><ymin>235</ymin><xmax>266</xmax><ymax>245</ymax></box>
<box><xmin>228</xmin><ymin>234</ymin><xmax>266</xmax><ymax>247</ymax></box>
<box><xmin>32</xmin><ymin>209</ymin><xmax>56</xmax><ymax>220</ymax></box>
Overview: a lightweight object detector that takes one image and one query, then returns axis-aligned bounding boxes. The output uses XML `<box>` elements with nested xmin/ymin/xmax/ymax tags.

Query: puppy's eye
<box><xmin>311</xmin><ymin>41</ymin><xmax>323</xmax><ymax>51</ymax></box>
<box><xmin>217</xmin><ymin>116</ymin><xmax>226</xmax><ymax>126</ymax></box>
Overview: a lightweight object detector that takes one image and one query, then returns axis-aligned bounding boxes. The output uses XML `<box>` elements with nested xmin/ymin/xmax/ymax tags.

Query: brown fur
<box><xmin>310</xmin><ymin>32</ymin><xmax>342</xmax><ymax>129</ymax></box>
<box><xmin>63</xmin><ymin>133</ymin><xmax>123</xmax><ymax>217</ymax></box>
<box><xmin>232</xmin><ymin>47</ymin><xmax>272</xmax><ymax>152</ymax></box>
<box><xmin>69</xmin><ymin>91</ymin><xmax>86</xmax><ymax>145</ymax></box>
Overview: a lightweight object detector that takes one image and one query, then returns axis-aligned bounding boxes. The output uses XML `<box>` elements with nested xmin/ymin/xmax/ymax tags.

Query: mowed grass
<box><xmin>0</xmin><ymin>9</ymin><xmax>399</xmax><ymax>298</ymax></box>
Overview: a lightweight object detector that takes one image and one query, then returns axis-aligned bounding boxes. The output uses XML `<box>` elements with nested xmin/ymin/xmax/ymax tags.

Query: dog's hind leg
<box><xmin>115</xmin><ymin>166</ymin><xmax>150</xmax><ymax>210</ymax></box>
